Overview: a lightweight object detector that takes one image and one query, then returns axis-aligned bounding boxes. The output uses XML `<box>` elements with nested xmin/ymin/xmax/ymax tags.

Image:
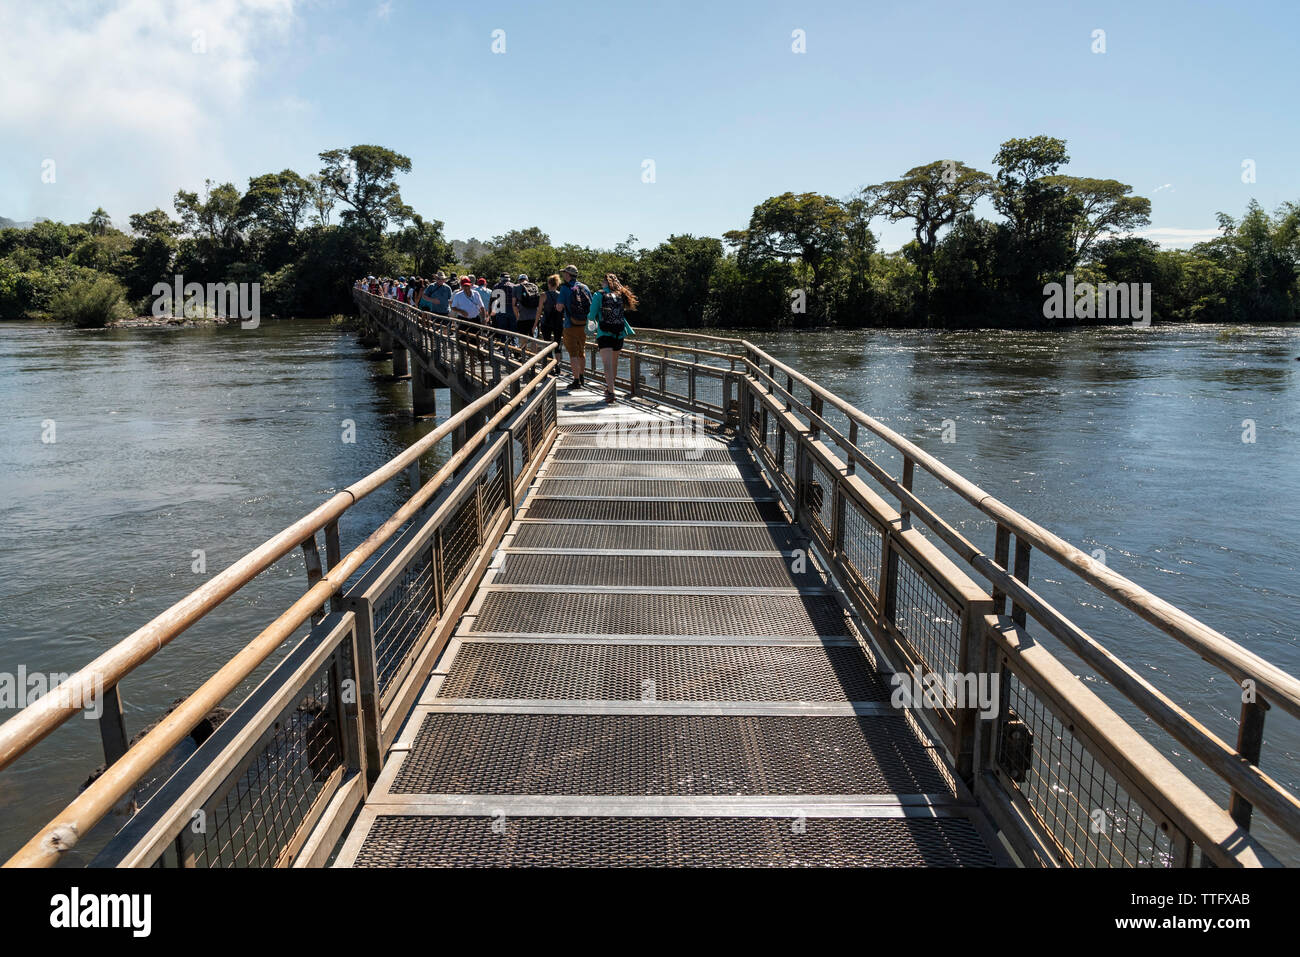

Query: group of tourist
<box><xmin>356</xmin><ymin>265</ymin><xmax>637</xmax><ymax>405</ymax></box>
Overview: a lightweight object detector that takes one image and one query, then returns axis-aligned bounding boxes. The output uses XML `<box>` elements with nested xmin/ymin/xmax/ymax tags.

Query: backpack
<box><xmin>518</xmin><ymin>281</ymin><xmax>540</xmax><ymax>308</ymax></box>
<box><xmin>597</xmin><ymin>291</ymin><xmax>626</xmax><ymax>335</ymax></box>
<box><xmin>567</xmin><ymin>281</ymin><xmax>591</xmax><ymax>320</ymax></box>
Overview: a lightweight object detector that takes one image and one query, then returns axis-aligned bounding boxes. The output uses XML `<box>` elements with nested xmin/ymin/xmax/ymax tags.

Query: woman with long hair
<box><xmin>540</xmin><ymin>274</ymin><xmax>565</xmax><ymax>372</ymax></box>
<box><xmin>589</xmin><ymin>273</ymin><xmax>638</xmax><ymax>404</ymax></box>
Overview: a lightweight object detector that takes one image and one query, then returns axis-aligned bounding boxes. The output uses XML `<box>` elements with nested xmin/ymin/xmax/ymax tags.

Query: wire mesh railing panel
<box><xmin>371</xmin><ymin>542</ymin><xmax>439</xmax><ymax>697</ymax></box>
<box><xmin>694</xmin><ymin>370</ymin><xmax>724</xmax><ymax>414</ymax></box>
<box><xmin>803</xmin><ymin>459</ymin><xmax>835</xmax><ymax>544</ymax></box>
<box><xmin>994</xmin><ymin>668</ymin><xmax>1178</xmax><ymax>868</ymax></box>
<box><xmin>479</xmin><ymin>454</ymin><xmax>508</xmax><ymax>533</ymax></box>
<box><xmin>889</xmin><ymin>549</ymin><xmax>964</xmax><ymax>679</ymax></box>
<box><xmin>439</xmin><ymin>495</ymin><xmax>481</xmax><ymax>598</ymax></box>
<box><xmin>842</xmin><ymin>495</ymin><xmax>885</xmax><ymax>607</ymax></box>
<box><xmin>185</xmin><ymin>664</ymin><xmax>345</xmax><ymax>868</ymax></box>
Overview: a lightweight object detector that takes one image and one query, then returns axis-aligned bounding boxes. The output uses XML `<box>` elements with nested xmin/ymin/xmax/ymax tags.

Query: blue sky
<box><xmin>1</xmin><ymin>0</ymin><xmax>1297</xmax><ymax>252</ymax></box>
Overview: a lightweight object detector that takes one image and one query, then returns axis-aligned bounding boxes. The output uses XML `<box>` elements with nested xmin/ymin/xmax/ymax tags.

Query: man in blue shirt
<box><xmin>418</xmin><ymin>272</ymin><xmax>453</xmax><ymax>318</ymax></box>
<box><xmin>555</xmin><ymin>264</ymin><xmax>592</xmax><ymax>390</ymax></box>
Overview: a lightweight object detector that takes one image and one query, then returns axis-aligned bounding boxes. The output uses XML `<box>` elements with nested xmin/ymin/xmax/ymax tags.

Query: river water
<box><xmin>0</xmin><ymin>319</ymin><xmax>1296</xmax><ymax>864</ymax></box>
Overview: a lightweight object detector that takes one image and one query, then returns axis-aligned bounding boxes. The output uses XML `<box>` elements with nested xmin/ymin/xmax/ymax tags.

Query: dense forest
<box><xmin>2</xmin><ymin>136</ymin><xmax>1297</xmax><ymax>329</ymax></box>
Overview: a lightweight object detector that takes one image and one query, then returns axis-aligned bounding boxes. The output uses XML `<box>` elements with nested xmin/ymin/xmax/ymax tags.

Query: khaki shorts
<box><xmin>562</xmin><ymin>325</ymin><xmax>587</xmax><ymax>357</ymax></box>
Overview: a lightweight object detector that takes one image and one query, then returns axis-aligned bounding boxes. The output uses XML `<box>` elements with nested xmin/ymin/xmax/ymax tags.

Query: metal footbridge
<box><xmin>2</xmin><ymin>289</ymin><xmax>1297</xmax><ymax>868</ymax></box>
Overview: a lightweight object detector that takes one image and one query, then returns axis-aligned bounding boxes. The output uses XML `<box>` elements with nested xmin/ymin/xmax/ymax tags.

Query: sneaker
<box><xmin>604</xmin><ymin>390</ymin><xmax>615</xmax><ymax>405</ymax></box>
<box><xmin>564</xmin><ymin>379</ymin><xmax>581</xmax><ymax>392</ymax></box>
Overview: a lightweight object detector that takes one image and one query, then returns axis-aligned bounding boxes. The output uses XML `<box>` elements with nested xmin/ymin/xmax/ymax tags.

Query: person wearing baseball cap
<box><xmin>450</xmin><ymin>276</ymin><xmax>485</xmax><ymax>321</ymax></box>
<box><xmin>556</xmin><ymin>265</ymin><xmax>592</xmax><ymax>390</ymax></box>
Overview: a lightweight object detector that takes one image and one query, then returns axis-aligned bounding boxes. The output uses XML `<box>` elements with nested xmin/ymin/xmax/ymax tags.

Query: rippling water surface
<box><xmin>0</xmin><ymin>319</ymin><xmax>1296</xmax><ymax>864</ymax></box>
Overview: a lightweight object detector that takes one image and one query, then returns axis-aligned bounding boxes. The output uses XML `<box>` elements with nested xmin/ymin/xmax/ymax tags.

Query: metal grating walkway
<box><xmin>335</xmin><ymin>390</ymin><xmax>1002</xmax><ymax>867</ymax></box>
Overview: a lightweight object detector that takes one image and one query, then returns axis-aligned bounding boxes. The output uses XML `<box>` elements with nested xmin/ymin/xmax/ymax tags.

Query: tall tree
<box><xmin>863</xmin><ymin>160</ymin><xmax>993</xmax><ymax>294</ymax></box>
<box><xmin>88</xmin><ymin>207</ymin><xmax>112</xmax><ymax>236</ymax></box>
<box><xmin>738</xmin><ymin>192</ymin><xmax>848</xmax><ymax>296</ymax></box>
<box><xmin>318</xmin><ymin>145</ymin><xmax>412</xmax><ymax>233</ymax></box>
<box><xmin>1042</xmin><ymin>176</ymin><xmax>1151</xmax><ymax>265</ymax></box>
<box><xmin>395</xmin><ymin>214</ymin><xmax>451</xmax><ymax>276</ymax></box>
<box><xmin>307</xmin><ymin>174</ymin><xmax>334</xmax><ymax>227</ymax></box>
<box><xmin>242</xmin><ymin>170</ymin><xmax>312</xmax><ymax>236</ymax></box>
<box><xmin>991</xmin><ymin>136</ymin><xmax>1081</xmax><ymax>315</ymax></box>
<box><xmin>173</xmin><ymin>180</ymin><xmax>244</xmax><ymax>247</ymax></box>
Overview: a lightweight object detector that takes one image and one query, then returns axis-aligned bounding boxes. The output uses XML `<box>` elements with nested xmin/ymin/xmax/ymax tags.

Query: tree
<box><xmin>626</xmin><ymin>234</ymin><xmax>723</xmax><ymax>326</ymax></box>
<box><xmin>738</xmin><ymin>192</ymin><xmax>848</xmax><ymax>304</ymax></box>
<box><xmin>125</xmin><ymin>209</ymin><xmax>181</xmax><ymax>297</ymax></box>
<box><xmin>992</xmin><ymin>135</ymin><xmax>1072</xmax><ymax>234</ymax></box>
<box><xmin>242</xmin><ymin>170</ymin><xmax>312</xmax><ymax>236</ymax></box>
<box><xmin>88</xmin><ymin>208</ymin><xmax>112</xmax><ymax>236</ymax></box>
<box><xmin>173</xmin><ymin>180</ymin><xmax>244</xmax><ymax>247</ymax></box>
<box><xmin>307</xmin><ymin>174</ymin><xmax>335</xmax><ymax>227</ymax></box>
<box><xmin>318</xmin><ymin>145</ymin><xmax>412</xmax><ymax>233</ymax></box>
<box><xmin>863</xmin><ymin>160</ymin><xmax>993</xmax><ymax>295</ymax></box>
<box><xmin>991</xmin><ymin>136</ymin><xmax>1081</xmax><ymax>318</ymax></box>
<box><xmin>1043</xmin><ymin>176</ymin><xmax>1151</xmax><ymax>265</ymax></box>
<box><xmin>395</xmin><ymin>214</ymin><xmax>451</xmax><ymax>276</ymax></box>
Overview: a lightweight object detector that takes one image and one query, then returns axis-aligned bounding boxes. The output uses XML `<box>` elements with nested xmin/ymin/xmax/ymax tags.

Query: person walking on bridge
<box><xmin>451</xmin><ymin>276</ymin><xmax>487</xmax><ymax>322</ymax></box>
<box><xmin>557</xmin><ymin>265</ymin><xmax>592</xmax><ymax>391</ymax></box>
<box><xmin>513</xmin><ymin>273</ymin><xmax>541</xmax><ymax>339</ymax></box>
<box><xmin>419</xmin><ymin>272</ymin><xmax>453</xmax><ymax>317</ymax></box>
<box><xmin>589</xmin><ymin>273</ymin><xmax>637</xmax><ymax>404</ymax></box>
<box><xmin>538</xmin><ymin>274</ymin><xmax>565</xmax><ymax>373</ymax></box>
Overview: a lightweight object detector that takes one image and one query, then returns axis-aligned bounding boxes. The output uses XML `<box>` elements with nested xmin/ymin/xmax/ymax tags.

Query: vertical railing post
<box><xmin>97</xmin><ymin>683</ymin><xmax>129</xmax><ymax>766</ymax></box>
<box><xmin>991</xmin><ymin>524</ymin><xmax>1011</xmax><ymax>617</ymax></box>
<box><xmin>342</xmin><ymin>602</ymin><xmax>384</xmax><ymax>785</ymax></box>
<box><xmin>1011</xmin><ymin>538</ymin><xmax>1031</xmax><ymax>628</ymax></box>
<box><xmin>1228</xmin><ymin>698</ymin><xmax>1269</xmax><ymax>831</ymax></box>
<box><xmin>325</xmin><ymin>521</ymin><xmax>342</xmax><ymax>614</ymax></box>
<box><xmin>301</xmin><ymin>534</ymin><xmax>327</xmax><ymax>626</ymax></box>
<box><xmin>900</xmin><ymin>456</ymin><xmax>915</xmax><ymax>526</ymax></box>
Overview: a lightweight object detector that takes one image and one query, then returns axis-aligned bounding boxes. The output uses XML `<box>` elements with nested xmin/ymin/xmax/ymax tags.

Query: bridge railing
<box><xmin>0</xmin><ymin>295</ymin><xmax>558</xmax><ymax>867</ymax></box>
<box><xmin>734</xmin><ymin>340</ymin><xmax>1297</xmax><ymax>867</ymax></box>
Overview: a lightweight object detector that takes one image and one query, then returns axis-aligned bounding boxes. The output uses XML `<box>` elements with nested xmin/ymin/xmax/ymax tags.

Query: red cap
<box><xmin>459</xmin><ymin>277</ymin><xmax>472</xmax><ymax>286</ymax></box>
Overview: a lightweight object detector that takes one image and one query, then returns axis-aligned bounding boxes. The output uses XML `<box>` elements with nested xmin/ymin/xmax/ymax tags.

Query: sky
<box><xmin>1</xmin><ymin>0</ymin><xmax>1298</xmax><ymax>253</ymax></box>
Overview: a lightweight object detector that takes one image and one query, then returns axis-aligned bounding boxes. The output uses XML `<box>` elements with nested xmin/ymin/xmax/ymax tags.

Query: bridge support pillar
<box><xmin>450</xmin><ymin>390</ymin><xmax>486</xmax><ymax>453</ymax></box>
<box><xmin>378</xmin><ymin>331</ymin><xmax>393</xmax><ymax>358</ymax></box>
<box><xmin>392</xmin><ymin>343</ymin><xmax>410</xmax><ymax>379</ymax></box>
<box><xmin>412</xmin><ymin>367</ymin><xmax>437</xmax><ymax>418</ymax></box>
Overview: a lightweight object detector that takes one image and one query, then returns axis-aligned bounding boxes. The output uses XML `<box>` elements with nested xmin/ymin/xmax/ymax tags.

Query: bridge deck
<box><xmin>334</xmin><ymin>387</ymin><xmax>1002</xmax><ymax>867</ymax></box>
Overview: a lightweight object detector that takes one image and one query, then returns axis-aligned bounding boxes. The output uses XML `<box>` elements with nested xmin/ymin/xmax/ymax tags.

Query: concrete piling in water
<box><xmin>412</xmin><ymin>368</ymin><xmax>437</xmax><ymax>419</ymax></box>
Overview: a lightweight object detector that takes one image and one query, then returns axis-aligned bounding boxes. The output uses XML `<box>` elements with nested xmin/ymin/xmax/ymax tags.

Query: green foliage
<box><xmin>4</xmin><ymin>136</ymin><xmax>1297</xmax><ymax>330</ymax></box>
<box><xmin>47</xmin><ymin>276</ymin><xmax>131</xmax><ymax>327</ymax></box>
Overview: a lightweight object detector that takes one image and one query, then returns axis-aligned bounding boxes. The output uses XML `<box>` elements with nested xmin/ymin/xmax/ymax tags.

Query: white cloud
<box><xmin>0</xmin><ymin>0</ymin><xmax>296</xmax><ymax>220</ymax></box>
<box><xmin>1108</xmin><ymin>226</ymin><xmax>1223</xmax><ymax>248</ymax></box>
<box><xmin>0</xmin><ymin>0</ymin><xmax>295</xmax><ymax>134</ymax></box>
